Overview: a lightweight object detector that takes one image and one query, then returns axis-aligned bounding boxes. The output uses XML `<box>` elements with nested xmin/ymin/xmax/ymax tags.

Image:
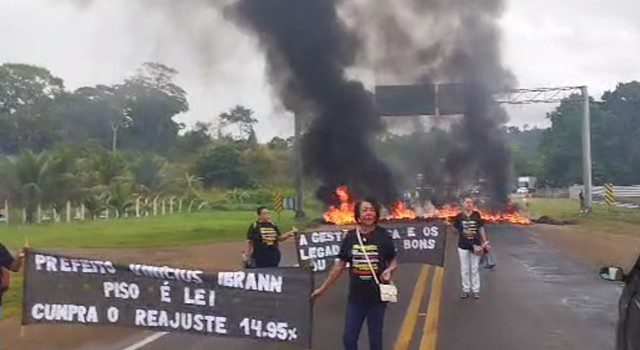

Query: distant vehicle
<box><xmin>600</xmin><ymin>255</ymin><xmax>640</xmax><ymax>350</ymax></box>
<box><xmin>516</xmin><ymin>187</ymin><xmax>529</xmax><ymax>194</ymax></box>
<box><xmin>517</xmin><ymin>176</ymin><xmax>537</xmax><ymax>192</ymax></box>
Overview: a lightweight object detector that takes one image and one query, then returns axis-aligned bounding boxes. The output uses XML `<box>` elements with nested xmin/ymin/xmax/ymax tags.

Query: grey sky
<box><xmin>1</xmin><ymin>0</ymin><xmax>638</xmax><ymax>140</ymax></box>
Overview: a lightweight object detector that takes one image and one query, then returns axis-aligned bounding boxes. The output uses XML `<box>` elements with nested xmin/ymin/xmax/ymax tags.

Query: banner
<box><xmin>22</xmin><ymin>250</ymin><xmax>313</xmax><ymax>348</ymax></box>
<box><xmin>295</xmin><ymin>221</ymin><xmax>447</xmax><ymax>272</ymax></box>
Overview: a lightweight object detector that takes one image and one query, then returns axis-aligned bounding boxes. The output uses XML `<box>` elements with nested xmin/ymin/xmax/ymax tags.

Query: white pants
<box><xmin>458</xmin><ymin>248</ymin><xmax>481</xmax><ymax>293</ymax></box>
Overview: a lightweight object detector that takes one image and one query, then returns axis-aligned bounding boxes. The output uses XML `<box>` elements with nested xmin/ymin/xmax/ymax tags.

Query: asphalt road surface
<box><xmin>80</xmin><ymin>225</ymin><xmax>620</xmax><ymax>350</ymax></box>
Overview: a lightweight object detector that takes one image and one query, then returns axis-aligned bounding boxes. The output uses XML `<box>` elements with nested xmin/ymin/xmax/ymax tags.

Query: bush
<box><xmin>193</xmin><ymin>144</ymin><xmax>252</xmax><ymax>188</ymax></box>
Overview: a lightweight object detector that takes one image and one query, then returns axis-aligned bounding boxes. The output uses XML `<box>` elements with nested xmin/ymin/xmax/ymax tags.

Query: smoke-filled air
<box><xmin>227</xmin><ymin>0</ymin><xmax>515</xmax><ymax>208</ymax></box>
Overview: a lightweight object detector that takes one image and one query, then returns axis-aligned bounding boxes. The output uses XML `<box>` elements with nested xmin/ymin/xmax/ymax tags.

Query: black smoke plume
<box><xmin>228</xmin><ymin>0</ymin><xmax>399</xmax><ymax>205</ymax></box>
<box><xmin>345</xmin><ymin>0</ymin><xmax>516</xmax><ymax>207</ymax></box>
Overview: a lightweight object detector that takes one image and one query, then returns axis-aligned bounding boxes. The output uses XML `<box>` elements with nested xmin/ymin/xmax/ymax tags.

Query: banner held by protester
<box><xmin>296</xmin><ymin>221</ymin><xmax>447</xmax><ymax>272</ymax></box>
<box><xmin>22</xmin><ymin>250</ymin><xmax>313</xmax><ymax>348</ymax></box>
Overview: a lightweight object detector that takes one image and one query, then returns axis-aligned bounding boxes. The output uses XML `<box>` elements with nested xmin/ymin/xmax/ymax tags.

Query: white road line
<box><xmin>121</xmin><ymin>332</ymin><xmax>169</xmax><ymax>350</ymax></box>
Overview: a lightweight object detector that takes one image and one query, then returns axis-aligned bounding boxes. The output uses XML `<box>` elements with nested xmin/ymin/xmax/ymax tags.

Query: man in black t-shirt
<box><xmin>0</xmin><ymin>242</ymin><xmax>24</xmax><ymax>319</ymax></box>
<box><xmin>243</xmin><ymin>206</ymin><xmax>297</xmax><ymax>268</ymax></box>
<box><xmin>311</xmin><ymin>199</ymin><xmax>398</xmax><ymax>350</ymax></box>
<box><xmin>452</xmin><ymin>197</ymin><xmax>488</xmax><ymax>299</ymax></box>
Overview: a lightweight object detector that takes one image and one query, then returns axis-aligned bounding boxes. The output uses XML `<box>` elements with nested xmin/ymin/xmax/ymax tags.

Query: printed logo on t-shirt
<box><xmin>461</xmin><ymin>220</ymin><xmax>478</xmax><ymax>240</ymax></box>
<box><xmin>260</xmin><ymin>227</ymin><xmax>278</xmax><ymax>246</ymax></box>
<box><xmin>351</xmin><ymin>244</ymin><xmax>379</xmax><ymax>280</ymax></box>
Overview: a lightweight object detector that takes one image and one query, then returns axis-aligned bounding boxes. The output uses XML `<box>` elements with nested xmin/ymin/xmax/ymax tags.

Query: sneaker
<box><xmin>460</xmin><ymin>292</ymin><xmax>470</xmax><ymax>299</ymax></box>
<box><xmin>473</xmin><ymin>292</ymin><xmax>481</xmax><ymax>299</ymax></box>
<box><xmin>484</xmin><ymin>264</ymin><xmax>495</xmax><ymax>269</ymax></box>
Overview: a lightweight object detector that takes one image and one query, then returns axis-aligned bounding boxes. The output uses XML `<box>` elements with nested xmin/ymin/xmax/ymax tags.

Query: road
<box><xmin>9</xmin><ymin>224</ymin><xmax>621</xmax><ymax>349</ymax></box>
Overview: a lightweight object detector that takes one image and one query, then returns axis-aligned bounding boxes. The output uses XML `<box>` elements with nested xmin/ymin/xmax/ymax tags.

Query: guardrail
<box><xmin>592</xmin><ymin>185</ymin><xmax>640</xmax><ymax>209</ymax></box>
<box><xmin>592</xmin><ymin>185</ymin><xmax>640</xmax><ymax>198</ymax></box>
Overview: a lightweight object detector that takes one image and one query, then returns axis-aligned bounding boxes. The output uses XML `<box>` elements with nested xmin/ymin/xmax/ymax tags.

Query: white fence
<box><xmin>0</xmin><ymin>197</ymin><xmax>208</xmax><ymax>225</ymax></box>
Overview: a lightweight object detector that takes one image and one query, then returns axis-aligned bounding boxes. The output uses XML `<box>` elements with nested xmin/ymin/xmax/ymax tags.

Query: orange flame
<box><xmin>322</xmin><ymin>186</ymin><xmax>356</xmax><ymax>225</ymax></box>
<box><xmin>477</xmin><ymin>210</ymin><xmax>532</xmax><ymax>225</ymax></box>
<box><xmin>387</xmin><ymin>200</ymin><xmax>417</xmax><ymax>221</ymax></box>
<box><xmin>321</xmin><ymin>186</ymin><xmax>531</xmax><ymax>225</ymax></box>
<box><xmin>423</xmin><ymin>204</ymin><xmax>531</xmax><ymax>225</ymax></box>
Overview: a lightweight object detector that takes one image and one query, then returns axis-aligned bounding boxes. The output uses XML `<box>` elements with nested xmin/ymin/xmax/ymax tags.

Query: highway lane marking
<box><xmin>119</xmin><ymin>268</ymin><xmax>441</xmax><ymax>350</ymax></box>
<box><xmin>121</xmin><ymin>332</ymin><xmax>168</xmax><ymax>350</ymax></box>
<box><xmin>393</xmin><ymin>265</ymin><xmax>432</xmax><ymax>350</ymax></box>
<box><xmin>419</xmin><ymin>266</ymin><xmax>445</xmax><ymax>350</ymax></box>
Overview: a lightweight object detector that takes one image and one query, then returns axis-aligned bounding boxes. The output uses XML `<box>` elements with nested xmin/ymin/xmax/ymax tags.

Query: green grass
<box><xmin>2</xmin><ymin>274</ymin><xmax>22</xmax><ymax>319</ymax></box>
<box><xmin>514</xmin><ymin>197</ymin><xmax>640</xmax><ymax>236</ymax></box>
<box><xmin>524</xmin><ymin>198</ymin><xmax>582</xmax><ymax>220</ymax></box>
<box><xmin>0</xmin><ymin>208</ymin><xmax>321</xmax><ymax>320</ymax></box>
<box><xmin>0</xmin><ymin>209</ymin><xmax>320</xmax><ymax>250</ymax></box>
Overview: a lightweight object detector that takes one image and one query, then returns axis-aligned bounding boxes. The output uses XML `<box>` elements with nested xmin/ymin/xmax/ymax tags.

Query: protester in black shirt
<box><xmin>0</xmin><ymin>242</ymin><xmax>24</xmax><ymax>319</ymax></box>
<box><xmin>452</xmin><ymin>197</ymin><xmax>488</xmax><ymax>299</ymax></box>
<box><xmin>311</xmin><ymin>199</ymin><xmax>398</xmax><ymax>350</ymax></box>
<box><xmin>243</xmin><ymin>206</ymin><xmax>296</xmax><ymax>268</ymax></box>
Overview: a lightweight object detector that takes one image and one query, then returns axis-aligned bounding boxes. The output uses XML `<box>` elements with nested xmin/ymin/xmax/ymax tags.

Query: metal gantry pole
<box><xmin>581</xmin><ymin>86</ymin><xmax>593</xmax><ymax>210</ymax></box>
<box><xmin>294</xmin><ymin>113</ymin><xmax>306</xmax><ymax>218</ymax></box>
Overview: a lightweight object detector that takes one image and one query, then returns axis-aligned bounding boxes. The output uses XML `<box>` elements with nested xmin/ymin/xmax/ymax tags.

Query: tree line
<box><xmin>372</xmin><ymin>81</ymin><xmax>640</xmax><ymax>191</ymax></box>
<box><xmin>0</xmin><ymin>62</ymin><xmax>294</xmax><ymax>222</ymax></box>
<box><xmin>2</xmin><ymin>60</ymin><xmax>638</xmax><ymax>222</ymax></box>
<box><xmin>505</xmin><ymin>81</ymin><xmax>640</xmax><ymax>187</ymax></box>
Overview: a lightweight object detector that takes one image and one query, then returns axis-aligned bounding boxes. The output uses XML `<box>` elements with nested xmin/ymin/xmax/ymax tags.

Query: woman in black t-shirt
<box><xmin>311</xmin><ymin>199</ymin><xmax>398</xmax><ymax>350</ymax></box>
<box><xmin>243</xmin><ymin>206</ymin><xmax>296</xmax><ymax>268</ymax></box>
<box><xmin>452</xmin><ymin>197</ymin><xmax>488</xmax><ymax>299</ymax></box>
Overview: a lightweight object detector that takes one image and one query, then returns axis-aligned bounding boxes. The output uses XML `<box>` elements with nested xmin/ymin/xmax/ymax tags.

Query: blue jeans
<box><xmin>343</xmin><ymin>300</ymin><xmax>386</xmax><ymax>350</ymax></box>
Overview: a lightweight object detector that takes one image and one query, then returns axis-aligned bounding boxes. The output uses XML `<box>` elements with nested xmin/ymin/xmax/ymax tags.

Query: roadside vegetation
<box><xmin>517</xmin><ymin>197</ymin><xmax>640</xmax><ymax>236</ymax></box>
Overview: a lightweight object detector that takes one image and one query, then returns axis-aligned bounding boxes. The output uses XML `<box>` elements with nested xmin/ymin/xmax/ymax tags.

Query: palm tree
<box><xmin>0</xmin><ymin>150</ymin><xmax>83</xmax><ymax>223</ymax></box>
<box><xmin>175</xmin><ymin>172</ymin><xmax>203</xmax><ymax>200</ymax></box>
<box><xmin>106</xmin><ymin>181</ymin><xmax>134</xmax><ymax>218</ymax></box>
<box><xmin>82</xmin><ymin>187</ymin><xmax>107</xmax><ymax>220</ymax></box>
<box><xmin>87</xmin><ymin>151</ymin><xmax>128</xmax><ymax>186</ymax></box>
<box><xmin>130</xmin><ymin>153</ymin><xmax>169</xmax><ymax>196</ymax></box>
<box><xmin>40</xmin><ymin>148</ymin><xmax>81</xmax><ymax>215</ymax></box>
<box><xmin>0</xmin><ymin>151</ymin><xmax>49</xmax><ymax>223</ymax></box>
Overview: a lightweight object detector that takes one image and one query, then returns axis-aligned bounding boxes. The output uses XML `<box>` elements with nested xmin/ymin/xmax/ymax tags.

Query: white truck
<box><xmin>517</xmin><ymin>176</ymin><xmax>537</xmax><ymax>193</ymax></box>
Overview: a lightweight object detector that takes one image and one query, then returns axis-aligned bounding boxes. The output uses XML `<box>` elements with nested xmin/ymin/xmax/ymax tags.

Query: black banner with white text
<box><xmin>22</xmin><ymin>250</ymin><xmax>313</xmax><ymax>348</ymax></box>
<box><xmin>295</xmin><ymin>221</ymin><xmax>447</xmax><ymax>272</ymax></box>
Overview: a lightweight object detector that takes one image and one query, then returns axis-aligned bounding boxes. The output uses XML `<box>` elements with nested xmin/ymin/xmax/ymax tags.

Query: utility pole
<box><xmin>581</xmin><ymin>86</ymin><xmax>593</xmax><ymax>210</ymax></box>
<box><xmin>111</xmin><ymin>123</ymin><xmax>120</xmax><ymax>153</ymax></box>
<box><xmin>111</xmin><ymin>109</ymin><xmax>133</xmax><ymax>153</ymax></box>
<box><xmin>294</xmin><ymin>113</ymin><xmax>306</xmax><ymax>218</ymax></box>
<box><xmin>434</xmin><ymin>83</ymin><xmax>440</xmax><ymax>116</ymax></box>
